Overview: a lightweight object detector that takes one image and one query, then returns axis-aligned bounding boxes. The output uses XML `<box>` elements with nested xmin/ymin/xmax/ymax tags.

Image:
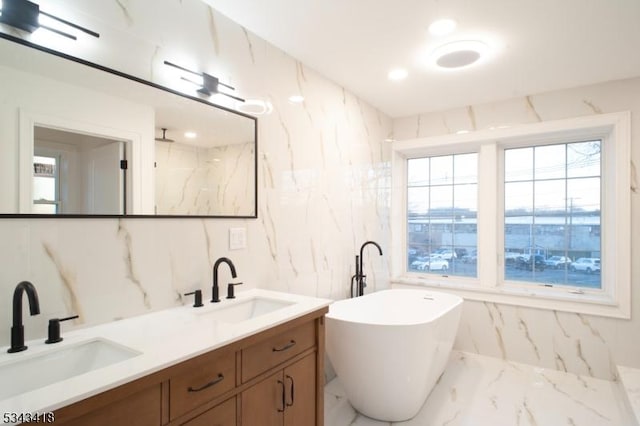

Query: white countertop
<box><xmin>0</xmin><ymin>289</ymin><xmax>331</xmax><ymax>422</ymax></box>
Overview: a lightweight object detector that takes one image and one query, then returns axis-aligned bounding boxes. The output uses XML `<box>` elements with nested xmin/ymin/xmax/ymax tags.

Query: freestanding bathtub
<box><xmin>325</xmin><ymin>289</ymin><xmax>463</xmax><ymax>421</ymax></box>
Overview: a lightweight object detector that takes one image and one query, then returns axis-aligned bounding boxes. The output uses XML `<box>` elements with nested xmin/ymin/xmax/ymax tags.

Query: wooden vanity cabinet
<box><xmin>42</xmin><ymin>308</ymin><xmax>327</xmax><ymax>426</ymax></box>
<box><xmin>241</xmin><ymin>352</ymin><xmax>316</xmax><ymax>426</ymax></box>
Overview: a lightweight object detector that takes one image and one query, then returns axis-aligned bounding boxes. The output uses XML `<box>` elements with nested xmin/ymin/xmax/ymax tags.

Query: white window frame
<box><xmin>391</xmin><ymin>112</ymin><xmax>630</xmax><ymax>319</ymax></box>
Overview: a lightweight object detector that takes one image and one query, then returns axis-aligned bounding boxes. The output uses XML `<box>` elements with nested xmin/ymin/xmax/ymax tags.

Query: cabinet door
<box><xmin>283</xmin><ymin>353</ymin><xmax>316</xmax><ymax>426</ymax></box>
<box><xmin>241</xmin><ymin>371</ymin><xmax>284</xmax><ymax>426</ymax></box>
<box><xmin>57</xmin><ymin>384</ymin><xmax>161</xmax><ymax>426</ymax></box>
<box><xmin>181</xmin><ymin>397</ymin><xmax>236</xmax><ymax>426</ymax></box>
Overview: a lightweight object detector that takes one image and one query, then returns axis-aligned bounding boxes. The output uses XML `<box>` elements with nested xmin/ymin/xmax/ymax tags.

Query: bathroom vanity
<box><xmin>0</xmin><ymin>290</ymin><xmax>330</xmax><ymax>426</ymax></box>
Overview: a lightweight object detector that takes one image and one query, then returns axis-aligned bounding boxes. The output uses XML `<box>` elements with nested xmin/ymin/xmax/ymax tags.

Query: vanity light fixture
<box><xmin>163</xmin><ymin>60</ymin><xmax>245</xmax><ymax>102</ymax></box>
<box><xmin>0</xmin><ymin>0</ymin><xmax>99</xmax><ymax>40</ymax></box>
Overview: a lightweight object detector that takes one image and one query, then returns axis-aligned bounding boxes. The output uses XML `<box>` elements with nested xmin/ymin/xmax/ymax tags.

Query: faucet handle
<box><xmin>184</xmin><ymin>290</ymin><xmax>204</xmax><ymax>308</ymax></box>
<box><xmin>226</xmin><ymin>282</ymin><xmax>243</xmax><ymax>299</ymax></box>
<box><xmin>45</xmin><ymin>315</ymin><xmax>79</xmax><ymax>344</ymax></box>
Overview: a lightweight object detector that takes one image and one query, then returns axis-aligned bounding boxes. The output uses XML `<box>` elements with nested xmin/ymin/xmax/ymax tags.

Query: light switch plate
<box><xmin>229</xmin><ymin>227</ymin><xmax>247</xmax><ymax>250</ymax></box>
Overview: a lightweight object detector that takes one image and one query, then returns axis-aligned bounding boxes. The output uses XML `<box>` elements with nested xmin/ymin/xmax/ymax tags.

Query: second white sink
<box><xmin>197</xmin><ymin>296</ymin><xmax>294</xmax><ymax>324</ymax></box>
<box><xmin>0</xmin><ymin>338</ymin><xmax>140</xmax><ymax>400</ymax></box>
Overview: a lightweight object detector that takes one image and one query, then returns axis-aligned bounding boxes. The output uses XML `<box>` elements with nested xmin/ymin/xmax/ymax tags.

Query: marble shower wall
<box><xmin>155</xmin><ymin>141</ymin><xmax>255</xmax><ymax>215</ymax></box>
<box><xmin>0</xmin><ymin>0</ymin><xmax>391</xmax><ymax>345</ymax></box>
<box><xmin>393</xmin><ymin>76</ymin><xmax>640</xmax><ymax>380</ymax></box>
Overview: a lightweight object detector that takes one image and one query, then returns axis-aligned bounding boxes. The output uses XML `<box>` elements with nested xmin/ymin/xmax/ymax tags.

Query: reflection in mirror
<box><xmin>0</xmin><ymin>34</ymin><xmax>257</xmax><ymax>218</ymax></box>
<box><xmin>33</xmin><ymin>126</ymin><xmax>126</xmax><ymax>215</ymax></box>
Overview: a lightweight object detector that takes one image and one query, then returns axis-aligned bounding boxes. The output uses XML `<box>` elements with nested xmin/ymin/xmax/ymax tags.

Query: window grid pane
<box><xmin>407</xmin><ymin>154</ymin><xmax>478</xmax><ymax>277</ymax></box>
<box><xmin>504</xmin><ymin>141</ymin><xmax>601</xmax><ymax>289</ymax></box>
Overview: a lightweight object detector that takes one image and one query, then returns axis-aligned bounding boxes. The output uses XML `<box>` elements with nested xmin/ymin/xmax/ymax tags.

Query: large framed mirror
<box><xmin>0</xmin><ymin>33</ymin><xmax>257</xmax><ymax>218</ymax></box>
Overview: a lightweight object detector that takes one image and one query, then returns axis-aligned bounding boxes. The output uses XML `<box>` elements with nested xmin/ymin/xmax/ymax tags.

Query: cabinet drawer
<box><xmin>170</xmin><ymin>348</ymin><xmax>236</xmax><ymax>420</ymax></box>
<box><xmin>181</xmin><ymin>397</ymin><xmax>236</xmax><ymax>426</ymax></box>
<box><xmin>242</xmin><ymin>320</ymin><xmax>315</xmax><ymax>383</ymax></box>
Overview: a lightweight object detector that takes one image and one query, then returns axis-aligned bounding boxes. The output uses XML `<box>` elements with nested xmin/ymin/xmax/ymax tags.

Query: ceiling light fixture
<box><xmin>388</xmin><ymin>68</ymin><xmax>408</xmax><ymax>81</ymax></box>
<box><xmin>237</xmin><ymin>99</ymin><xmax>273</xmax><ymax>115</ymax></box>
<box><xmin>0</xmin><ymin>0</ymin><xmax>99</xmax><ymax>40</ymax></box>
<box><xmin>163</xmin><ymin>60</ymin><xmax>245</xmax><ymax>102</ymax></box>
<box><xmin>288</xmin><ymin>95</ymin><xmax>304</xmax><ymax>103</ymax></box>
<box><xmin>429</xmin><ymin>40</ymin><xmax>490</xmax><ymax>70</ymax></box>
<box><xmin>184</xmin><ymin>131</ymin><xmax>197</xmax><ymax>139</ymax></box>
<box><xmin>428</xmin><ymin>19</ymin><xmax>457</xmax><ymax>36</ymax></box>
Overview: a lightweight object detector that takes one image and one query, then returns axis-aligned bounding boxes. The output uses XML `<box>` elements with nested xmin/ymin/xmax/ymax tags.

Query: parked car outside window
<box><xmin>570</xmin><ymin>258</ymin><xmax>600</xmax><ymax>274</ymax></box>
<box><xmin>545</xmin><ymin>256</ymin><xmax>572</xmax><ymax>269</ymax></box>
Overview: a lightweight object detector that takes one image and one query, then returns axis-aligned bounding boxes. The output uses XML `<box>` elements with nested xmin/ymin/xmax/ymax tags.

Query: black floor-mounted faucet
<box><xmin>8</xmin><ymin>281</ymin><xmax>40</xmax><ymax>353</ymax></box>
<box><xmin>212</xmin><ymin>257</ymin><xmax>237</xmax><ymax>303</ymax></box>
<box><xmin>351</xmin><ymin>241</ymin><xmax>383</xmax><ymax>297</ymax></box>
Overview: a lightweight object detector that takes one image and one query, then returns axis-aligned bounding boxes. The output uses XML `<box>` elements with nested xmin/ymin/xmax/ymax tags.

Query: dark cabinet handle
<box><xmin>187</xmin><ymin>373</ymin><xmax>224</xmax><ymax>392</ymax></box>
<box><xmin>272</xmin><ymin>340</ymin><xmax>296</xmax><ymax>352</ymax></box>
<box><xmin>285</xmin><ymin>375</ymin><xmax>294</xmax><ymax>407</ymax></box>
<box><xmin>277</xmin><ymin>379</ymin><xmax>286</xmax><ymax>412</ymax></box>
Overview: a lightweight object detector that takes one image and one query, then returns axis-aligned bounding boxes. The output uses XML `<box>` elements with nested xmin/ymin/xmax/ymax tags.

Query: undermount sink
<box><xmin>0</xmin><ymin>338</ymin><xmax>140</xmax><ymax>400</ymax></box>
<box><xmin>197</xmin><ymin>296</ymin><xmax>295</xmax><ymax>324</ymax></box>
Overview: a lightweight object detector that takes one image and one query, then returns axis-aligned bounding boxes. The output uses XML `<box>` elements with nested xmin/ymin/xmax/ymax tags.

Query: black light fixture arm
<box><xmin>39</xmin><ymin>10</ymin><xmax>100</xmax><ymax>38</ymax></box>
<box><xmin>0</xmin><ymin>0</ymin><xmax>99</xmax><ymax>40</ymax></box>
<box><xmin>164</xmin><ymin>60</ymin><xmax>245</xmax><ymax>102</ymax></box>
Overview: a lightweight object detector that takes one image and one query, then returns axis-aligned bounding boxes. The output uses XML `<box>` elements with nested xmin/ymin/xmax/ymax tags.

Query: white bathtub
<box><xmin>325</xmin><ymin>289</ymin><xmax>463</xmax><ymax>421</ymax></box>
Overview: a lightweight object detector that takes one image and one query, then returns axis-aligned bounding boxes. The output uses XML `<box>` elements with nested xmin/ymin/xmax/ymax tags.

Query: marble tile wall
<box><xmin>0</xmin><ymin>0</ymin><xmax>391</xmax><ymax>346</ymax></box>
<box><xmin>393</xmin><ymin>76</ymin><xmax>640</xmax><ymax>380</ymax></box>
<box><xmin>155</xmin><ymin>141</ymin><xmax>255</xmax><ymax>215</ymax></box>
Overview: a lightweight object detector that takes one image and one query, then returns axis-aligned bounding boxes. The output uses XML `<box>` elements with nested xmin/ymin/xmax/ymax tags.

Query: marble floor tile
<box><xmin>325</xmin><ymin>351</ymin><xmax>634</xmax><ymax>426</ymax></box>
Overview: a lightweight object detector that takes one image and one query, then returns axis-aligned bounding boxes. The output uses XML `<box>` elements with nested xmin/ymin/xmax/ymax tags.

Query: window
<box><xmin>391</xmin><ymin>112</ymin><xmax>630</xmax><ymax>318</ymax></box>
<box><xmin>32</xmin><ymin>155</ymin><xmax>60</xmax><ymax>214</ymax></box>
<box><xmin>503</xmin><ymin>141</ymin><xmax>601</xmax><ymax>289</ymax></box>
<box><xmin>407</xmin><ymin>153</ymin><xmax>478</xmax><ymax>277</ymax></box>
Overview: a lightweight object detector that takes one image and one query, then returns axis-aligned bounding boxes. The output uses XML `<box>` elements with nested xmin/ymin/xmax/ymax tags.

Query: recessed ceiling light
<box><xmin>237</xmin><ymin>99</ymin><xmax>273</xmax><ymax>115</ymax></box>
<box><xmin>429</xmin><ymin>40</ymin><xmax>490</xmax><ymax>69</ymax></box>
<box><xmin>184</xmin><ymin>131</ymin><xmax>197</xmax><ymax>139</ymax></box>
<box><xmin>388</xmin><ymin>68</ymin><xmax>408</xmax><ymax>81</ymax></box>
<box><xmin>428</xmin><ymin>19</ymin><xmax>457</xmax><ymax>36</ymax></box>
<box><xmin>288</xmin><ymin>95</ymin><xmax>304</xmax><ymax>103</ymax></box>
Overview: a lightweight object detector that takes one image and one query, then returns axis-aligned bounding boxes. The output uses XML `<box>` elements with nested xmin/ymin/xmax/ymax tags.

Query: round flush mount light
<box><xmin>288</xmin><ymin>95</ymin><xmax>305</xmax><ymax>103</ymax></box>
<box><xmin>428</xmin><ymin>19</ymin><xmax>457</xmax><ymax>36</ymax></box>
<box><xmin>428</xmin><ymin>40</ymin><xmax>490</xmax><ymax>70</ymax></box>
<box><xmin>388</xmin><ymin>68</ymin><xmax>408</xmax><ymax>81</ymax></box>
<box><xmin>184</xmin><ymin>131</ymin><xmax>197</xmax><ymax>139</ymax></box>
<box><xmin>237</xmin><ymin>99</ymin><xmax>273</xmax><ymax>115</ymax></box>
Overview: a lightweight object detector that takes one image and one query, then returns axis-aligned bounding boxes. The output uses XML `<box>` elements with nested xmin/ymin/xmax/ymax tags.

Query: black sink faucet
<box><xmin>212</xmin><ymin>257</ymin><xmax>237</xmax><ymax>303</ymax></box>
<box><xmin>8</xmin><ymin>281</ymin><xmax>40</xmax><ymax>353</ymax></box>
<box><xmin>351</xmin><ymin>241</ymin><xmax>383</xmax><ymax>298</ymax></box>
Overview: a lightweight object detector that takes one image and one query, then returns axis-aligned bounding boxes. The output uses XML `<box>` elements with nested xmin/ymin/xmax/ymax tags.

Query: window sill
<box><xmin>391</xmin><ymin>276</ymin><xmax>630</xmax><ymax>319</ymax></box>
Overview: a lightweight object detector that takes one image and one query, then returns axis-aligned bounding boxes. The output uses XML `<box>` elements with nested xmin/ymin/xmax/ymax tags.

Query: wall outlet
<box><xmin>229</xmin><ymin>227</ymin><xmax>247</xmax><ymax>250</ymax></box>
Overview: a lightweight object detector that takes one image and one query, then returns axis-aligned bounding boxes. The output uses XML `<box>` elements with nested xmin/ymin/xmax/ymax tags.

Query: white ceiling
<box><xmin>203</xmin><ymin>0</ymin><xmax>640</xmax><ymax>118</ymax></box>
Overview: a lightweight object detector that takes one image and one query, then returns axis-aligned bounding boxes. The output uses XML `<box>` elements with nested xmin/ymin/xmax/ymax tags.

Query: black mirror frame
<box><xmin>0</xmin><ymin>32</ymin><xmax>258</xmax><ymax>219</ymax></box>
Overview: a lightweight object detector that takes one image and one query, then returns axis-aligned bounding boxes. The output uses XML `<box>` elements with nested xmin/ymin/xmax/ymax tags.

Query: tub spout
<box><xmin>353</xmin><ymin>241</ymin><xmax>383</xmax><ymax>297</ymax></box>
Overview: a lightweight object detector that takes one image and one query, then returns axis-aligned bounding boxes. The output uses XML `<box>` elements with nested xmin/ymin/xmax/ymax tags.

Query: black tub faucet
<box><xmin>8</xmin><ymin>281</ymin><xmax>40</xmax><ymax>353</ymax></box>
<box><xmin>212</xmin><ymin>257</ymin><xmax>237</xmax><ymax>303</ymax></box>
<box><xmin>351</xmin><ymin>241</ymin><xmax>383</xmax><ymax>298</ymax></box>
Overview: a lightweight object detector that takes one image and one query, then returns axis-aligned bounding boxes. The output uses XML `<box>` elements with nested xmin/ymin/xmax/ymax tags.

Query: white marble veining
<box><xmin>0</xmin><ymin>289</ymin><xmax>330</xmax><ymax>420</ymax></box>
<box><xmin>325</xmin><ymin>351</ymin><xmax>635</xmax><ymax>426</ymax></box>
<box><xmin>393</xmin><ymin>76</ymin><xmax>640</xmax><ymax>380</ymax></box>
<box><xmin>155</xmin><ymin>141</ymin><xmax>255</xmax><ymax>215</ymax></box>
